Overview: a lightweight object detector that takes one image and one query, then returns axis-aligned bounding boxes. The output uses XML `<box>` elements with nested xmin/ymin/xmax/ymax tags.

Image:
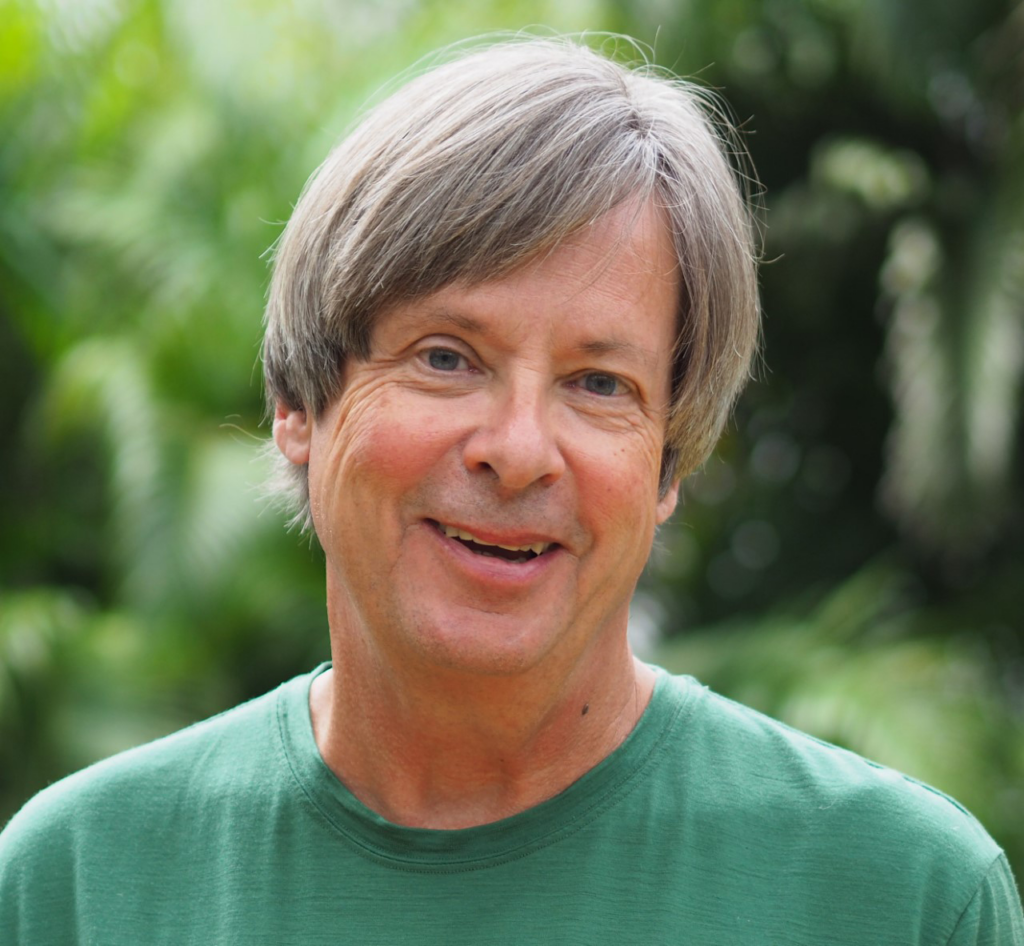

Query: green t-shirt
<box><xmin>2</xmin><ymin>665</ymin><xmax>1022</xmax><ymax>944</ymax></box>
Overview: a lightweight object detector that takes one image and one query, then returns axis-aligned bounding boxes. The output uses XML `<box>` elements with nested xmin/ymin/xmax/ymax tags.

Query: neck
<box><xmin>310</xmin><ymin>607</ymin><xmax>656</xmax><ymax>830</ymax></box>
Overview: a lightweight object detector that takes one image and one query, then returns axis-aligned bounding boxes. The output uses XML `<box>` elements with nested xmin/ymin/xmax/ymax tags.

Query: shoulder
<box><xmin>677</xmin><ymin>675</ymin><xmax>998</xmax><ymax>847</ymax></box>
<box><xmin>661</xmin><ymin>673</ymin><xmax>1005</xmax><ymax>881</ymax></box>
<box><xmin>638</xmin><ymin>673</ymin><xmax>1024</xmax><ymax>942</ymax></box>
<box><xmin>0</xmin><ymin>674</ymin><xmax>297</xmax><ymax>867</ymax></box>
<box><xmin>0</xmin><ymin>672</ymin><xmax>316</xmax><ymax>941</ymax></box>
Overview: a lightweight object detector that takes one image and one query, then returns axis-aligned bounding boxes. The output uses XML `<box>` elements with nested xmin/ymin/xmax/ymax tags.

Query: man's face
<box><xmin>277</xmin><ymin>200</ymin><xmax>680</xmax><ymax>680</ymax></box>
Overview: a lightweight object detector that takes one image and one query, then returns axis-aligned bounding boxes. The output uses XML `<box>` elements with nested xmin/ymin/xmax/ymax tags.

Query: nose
<box><xmin>462</xmin><ymin>381</ymin><xmax>566</xmax><ymax>490</ymax></box>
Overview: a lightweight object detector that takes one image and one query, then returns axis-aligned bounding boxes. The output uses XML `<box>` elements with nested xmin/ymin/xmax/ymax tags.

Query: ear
<box><xmin>655</xmin><ymin>479</ymin><xmax>680</xmax><ymax>525</ymax></box>
<box><xmin>273</xmin><ymin>401</ymin><xmax>312</xmax><ymax>466</ymax></box>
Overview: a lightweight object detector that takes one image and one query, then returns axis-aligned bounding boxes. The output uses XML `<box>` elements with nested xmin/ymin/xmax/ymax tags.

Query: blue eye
<box><xmin>427</xmin><ymin>349</ymin><xmax>463</xmax><ymax>371</ymax></box>
<box><xmin>582</xmin><ymin>373</ymin><xmax>620</xmax><ymax>396</ymax></box>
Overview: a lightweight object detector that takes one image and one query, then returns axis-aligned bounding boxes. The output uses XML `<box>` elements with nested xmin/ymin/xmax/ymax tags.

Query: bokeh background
<box><xmin>2</xmin><ymin>0</ymin><xmax>1022</xmax><ymax>874</ymax></box>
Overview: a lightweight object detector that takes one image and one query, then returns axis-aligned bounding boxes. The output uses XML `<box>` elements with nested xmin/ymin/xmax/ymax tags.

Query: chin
<box><xmin>401</xmin><ymin>611</ymin><xmax>567</xmax><ymax>679</ymax></box>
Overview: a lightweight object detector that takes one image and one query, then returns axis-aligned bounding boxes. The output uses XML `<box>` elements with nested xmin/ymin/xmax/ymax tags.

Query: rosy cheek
<box><xmin>345</xmin><ymin>403</ymin><xmax>467</xmax><ymax>487</ymax></box>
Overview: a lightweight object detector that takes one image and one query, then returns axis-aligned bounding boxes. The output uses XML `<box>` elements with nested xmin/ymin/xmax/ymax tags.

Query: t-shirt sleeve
<box><xmin>0</xmin><ymin>795</ymin><xmax>78</xmax><ymax>945</ymax></box>
<box><xmin>946</xmin><ymin>853</ymin><xmax>1024</xmax><ymax>946</ymax></box>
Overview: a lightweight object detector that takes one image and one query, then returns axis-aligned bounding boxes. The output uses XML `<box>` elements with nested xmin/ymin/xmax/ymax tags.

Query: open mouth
<box><xmin>431</xmin><ymin>521</ymin><xmax>554</xmax><ymax>564</ymax></box>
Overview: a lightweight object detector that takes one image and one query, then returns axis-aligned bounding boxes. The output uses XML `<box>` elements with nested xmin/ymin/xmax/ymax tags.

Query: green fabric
<box><xmin>2</xmin><ymin>664</ymin><xmax>1022</xmax><ymax>944</ymax></box>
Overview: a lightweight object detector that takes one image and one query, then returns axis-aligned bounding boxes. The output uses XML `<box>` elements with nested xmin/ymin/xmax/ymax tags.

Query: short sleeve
<box><xmin>947</xmin><ymin>853</ymin><xmax>1024</xmax><ymax>945</ymax></box>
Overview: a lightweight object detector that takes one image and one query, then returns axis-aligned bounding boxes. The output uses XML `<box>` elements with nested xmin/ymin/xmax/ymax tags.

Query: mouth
<box><xmin>430</xmin><ymin>520</ymin><xmax>556</xmax><ymax>564</ymax></box>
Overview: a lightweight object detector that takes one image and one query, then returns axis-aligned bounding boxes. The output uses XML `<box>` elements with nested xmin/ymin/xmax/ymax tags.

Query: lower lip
<box><xmin>426</xmin><ymin>522</ymin><xmax>563</xmax><ymax>587</ymax></box>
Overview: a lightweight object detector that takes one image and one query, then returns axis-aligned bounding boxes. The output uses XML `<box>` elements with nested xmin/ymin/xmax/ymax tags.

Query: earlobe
<box><xmin>273</xmin><ymin>402</ymin><xmax>312</xmax><ymax>466</ymax></box>
<box><xmin>655</xmin><ymin>480</ymin><xmax>680</xmax><ymax>525</ymax></box>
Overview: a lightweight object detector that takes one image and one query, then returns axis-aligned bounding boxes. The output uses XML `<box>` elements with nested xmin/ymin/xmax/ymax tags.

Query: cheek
<box><xmin>575</xmin><ymin>441</ymin><xmax>663</xmax><ymax>539</ymax></box>
<box><xmin>572</xmin><ymin>423</ymin><xmax>665</xmax><ymax>494</ymax></box>
<box><xmin>371</xmin><ymin>409</ymin><xmax>465</xmax><ymax>479</ymax></box>
<box><xmin>311</xmin><ymin>398</ymin><xmax>465</xmax><ymax>522</ymax></box>
<box><xmin>580</xmin><ymin>423</ymin><xmax>667</xmax><ymax>558</ymax></box>
<box><xmin>354</xmin><ymin>400</ymin><xmax>469</xmax><ymax>493</ymax></box>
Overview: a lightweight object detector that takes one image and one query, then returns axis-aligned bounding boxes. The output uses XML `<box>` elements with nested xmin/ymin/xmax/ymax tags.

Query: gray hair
<box><xmin>262</xmin><ymin>36</ymin><xmax>761</xmax><ymax>530</ymax></box>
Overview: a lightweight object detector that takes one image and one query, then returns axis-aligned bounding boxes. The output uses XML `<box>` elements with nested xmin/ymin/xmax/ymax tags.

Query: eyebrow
<box><xmin>575</xmin><ymin>338</ymin><xmax>660</xmax><ymax>368</ymax></box>
<box><xmin>420</xmin><ymin>308</ymin><xmax>487</xmax><ymax>335</ymax></box>
<box><xmin>413</xmin><ymin>307</ymin><xmax>662</xmax><ymax>371</ymax></box>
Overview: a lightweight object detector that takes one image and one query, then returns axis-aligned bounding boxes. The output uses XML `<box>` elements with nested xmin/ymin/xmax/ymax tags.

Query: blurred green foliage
<box><xmin>2</xmin><ymin>0</ymin><xmax>1022</xmax><ymax>877</ymax></box>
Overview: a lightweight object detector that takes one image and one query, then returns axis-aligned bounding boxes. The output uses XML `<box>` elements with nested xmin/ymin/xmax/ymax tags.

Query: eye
<box><xmin>424</xmin><ymin>348</ymin><xmax>467</xmax><ymax>371</ymax></box>
<box><xmin>580</xmin><ymin>372</ymin><xmax>622</xmax><ymax>397</ymax></box>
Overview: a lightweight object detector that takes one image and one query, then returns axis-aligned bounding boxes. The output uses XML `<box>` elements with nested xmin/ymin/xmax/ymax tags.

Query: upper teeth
<box><xmin>440</xmin><ymin>524</ymin><xmax>549</xmax><ymax>556</ymax></box>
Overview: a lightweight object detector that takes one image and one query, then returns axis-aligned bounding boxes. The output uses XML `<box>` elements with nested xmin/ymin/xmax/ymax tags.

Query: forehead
<box><xmin>520</xmin><ymin>200</ymin><xmax>678</xmax><ymax>302</ymax></box>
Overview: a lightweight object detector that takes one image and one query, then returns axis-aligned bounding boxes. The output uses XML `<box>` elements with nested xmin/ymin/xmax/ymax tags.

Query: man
<box><xmin>2</xmin><ymin>36</ymin><xmax>1022</xmax><ymax>944</ymax></box>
